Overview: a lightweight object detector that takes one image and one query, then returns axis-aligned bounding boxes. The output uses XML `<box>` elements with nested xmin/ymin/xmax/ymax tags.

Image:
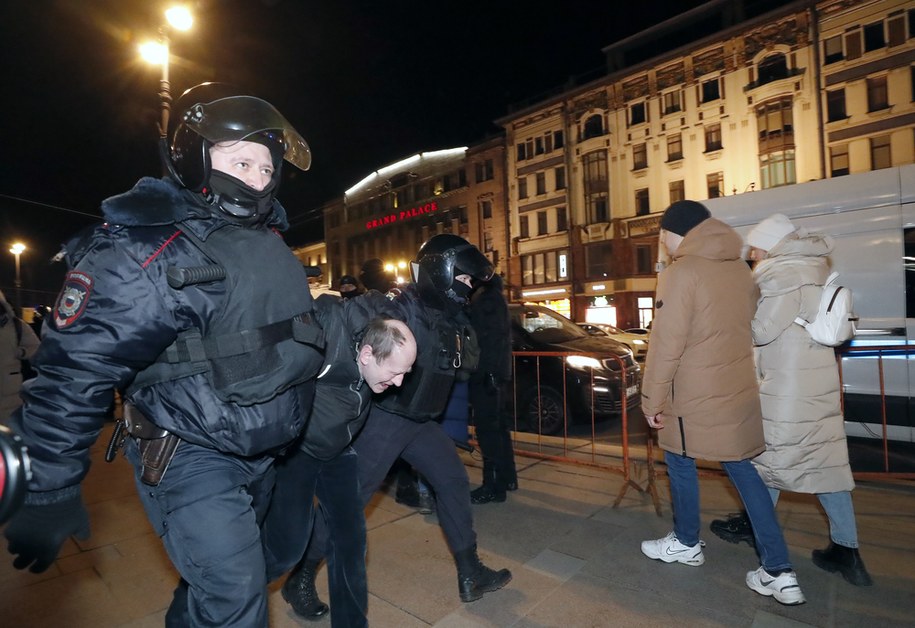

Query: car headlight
<box><xmin>633</xmin><ymin>339</ymin><xmax>646</xmax><ymax>346</ymax></box>
<box><xmin>566</xmin><ymin>355</ymin><xmax>602</xmax><ymax>370</ymax></box>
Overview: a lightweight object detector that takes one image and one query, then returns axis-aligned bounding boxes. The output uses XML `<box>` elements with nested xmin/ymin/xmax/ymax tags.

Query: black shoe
<box><xmin>395</xmin><ymin>481</ymin><xmax>421</xmax><ymax>508</ymax></box>
<box><xmin>506</xmin><ymin>480</ymin><xmax>518</xmax><ymax>491</ymax></box>
<box><xmin>453</xmin><ymin>546</ymin><xmax>512</xmax><ymax>602</ymax></box>
<box><xmin>471</xmin><ymin>485</ymin><xmax>506</xmax><ymax>504</ymax></box>
<box><xmin>709</xmin><ymin>512</ymin><xmax>755</xmax><ymax>548</ymax></box>
<box><xmin>812</xmin><ymin>542</ymin><xmax>874</xmax><ymax>586</ymax></box>
<box><xmin>281</xmin><ymin>559</ymin><xmax>329</xmax><ymax>620</ymax></box>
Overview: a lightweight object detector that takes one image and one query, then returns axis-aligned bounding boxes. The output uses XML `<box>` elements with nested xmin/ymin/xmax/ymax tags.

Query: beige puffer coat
<box><xmin>641</xmin><ymin>218</ymin><xmax>765</xmax><ymax>461</ymax></box>
<box><xmin>750</xmin><ymin>233</ymin><xmax>855</xmax><ymax>493</ymax></box>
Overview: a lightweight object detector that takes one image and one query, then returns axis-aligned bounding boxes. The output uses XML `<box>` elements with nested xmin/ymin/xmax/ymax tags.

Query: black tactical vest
<box><xmin>128</xmin><ymin>222</ymin><xmax>324</xmax><ymax>405</ymax></box>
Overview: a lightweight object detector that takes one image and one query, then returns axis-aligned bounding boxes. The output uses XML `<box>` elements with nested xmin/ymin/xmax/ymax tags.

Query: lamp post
<box><xmin>9</xmin><ymin>242</ymin><xmax>25</xmax><ymax>318</ymax></box>
<box><xmin>139</xmin><ymin>5</ymin><xmax>193</xmax><ymax>141</ymax></box>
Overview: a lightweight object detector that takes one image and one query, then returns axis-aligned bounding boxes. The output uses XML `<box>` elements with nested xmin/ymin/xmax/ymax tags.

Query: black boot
<box><xmin>281</xmin><ymin>558</ymin><xmax>330</xmax><ymax>620</ymax></box>
<box><xmin>453</xmin><ymin>545</ymin><xmax>512</xmax><ymax>602</ymax></box>
<box><xmin>471</xmin><ymin>440</ymin><xmax>506</xmax><ymax>504</ymax></box>
<box><xmin>812</xmin><ymin>542</ymin><xmax>874</xmax><ymax>586</ymax></box>
<box><xmin>709</xmin><ymin>511</ymin><xmax>755</xmax><ymax>548</ymax></box>
<box><xmin>498</xmin><ymin>430</ymin><xmax>518</xmax><ymax>491</ymax></box>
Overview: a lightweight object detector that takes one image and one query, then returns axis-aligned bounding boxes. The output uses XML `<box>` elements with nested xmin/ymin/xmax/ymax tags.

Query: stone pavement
<box><xmin>1</xmin><ymin>438</ymin><xmax>913</xmax><ymax>627</ymax></box>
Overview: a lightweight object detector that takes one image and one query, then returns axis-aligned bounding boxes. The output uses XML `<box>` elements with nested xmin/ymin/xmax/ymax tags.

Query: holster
<box><xmin>123</xmin><ymin>402</ymin><xmax>181</xmax><ymax>486</ymax></box>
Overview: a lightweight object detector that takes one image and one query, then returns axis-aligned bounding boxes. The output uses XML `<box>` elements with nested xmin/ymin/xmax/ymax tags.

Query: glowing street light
<box><xmin>9</xmin><ymin>242</ymin><xmax>25</xmax><ymax>318</ymax></box>
<box><xmin>139</xmin><ymin>5</ymin><xmax>194</xmax><ymax>141</ymax></box>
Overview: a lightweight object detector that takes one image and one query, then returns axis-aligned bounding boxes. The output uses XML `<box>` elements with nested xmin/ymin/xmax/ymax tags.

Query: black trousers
<box><xmin>308</xmin><ymin>405</ymin><xmax>476</xmax><ymax>562</ymax></box>
<box><xmin>263</xmin><ymin>446</ymin><xmax>367</xmax><ymax>628</ymax></box>
<box><xmin>469</xmin><ymin>376</ymin><xmax>517</xmax><ymax>490</ymax></box>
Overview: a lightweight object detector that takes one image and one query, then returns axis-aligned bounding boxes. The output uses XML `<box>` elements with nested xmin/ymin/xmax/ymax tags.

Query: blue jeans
<box><xmin>665</xmin><ymin>451</ymin><xmax>792</xmax><ymax>572</ymax></box>
<box><xmin>263</xmin><ymin>446</ymin><xmax>367</xmax><ymax>628</ymax></box>
<box><xmin>769</xmin><ymin>488</ymin><xmax>859</xmax><ymax>548</ymax></box>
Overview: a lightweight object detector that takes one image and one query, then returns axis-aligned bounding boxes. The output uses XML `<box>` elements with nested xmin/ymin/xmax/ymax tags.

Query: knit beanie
<box><xmin>746</xmin><ymin>213</ymin><xmax>797</xmax><ymax>251</ymax></box>
<box><xmin>659</xmin><ymin>200</ymin><xmax>711</xmax><ymax>236</ymax></box>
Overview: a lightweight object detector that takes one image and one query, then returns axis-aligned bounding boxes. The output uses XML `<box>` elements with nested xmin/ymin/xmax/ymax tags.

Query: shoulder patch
<box><xmin>54</xmin><ymin>270</ymin><xmax>94</xmax><ymax>329</ymax></box>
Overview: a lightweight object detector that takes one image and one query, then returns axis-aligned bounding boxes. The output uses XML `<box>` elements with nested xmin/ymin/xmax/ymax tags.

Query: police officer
<box><xmin>284</xmin><ymin>234</ymin><xmax>512</xmax><ymax>617</ymax></box>
<box><xmin>3</xmin><ymin>83</ymin><xmax>325</xmax><ymax>627</ymax></box>
<box><xmin>264</xmin><ymin>305</ymin><xmax>416</xmax><ymax>628</ymax></box>
<box><xmin>468</xmin><ymin>274</ymin><xmax>518</xmax><ymax>503</ymax></box>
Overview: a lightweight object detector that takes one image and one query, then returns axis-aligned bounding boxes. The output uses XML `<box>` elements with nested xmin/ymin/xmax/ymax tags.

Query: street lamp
<box><xmin>9</xmin><ymin>242</ymin><xmax>25</xmax><ymax>318</ymax></box>
<box><xmin>139</xmin><ymin>5</ymin><xmax>194</xmax><ymax>141</ymax></box>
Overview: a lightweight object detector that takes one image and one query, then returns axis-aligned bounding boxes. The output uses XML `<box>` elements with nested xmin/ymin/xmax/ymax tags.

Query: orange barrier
<box><xmin>482</xmin><ymin>350</ymin><xmax>661</xmax><ymax>515</ymax></box>
<box><xmin>482</xmin><ymin>344</ymin><xmax>913</xmax><ymax>520</ymax></box>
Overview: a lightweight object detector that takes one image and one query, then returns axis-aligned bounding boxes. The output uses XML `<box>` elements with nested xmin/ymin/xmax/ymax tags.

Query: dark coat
<box><xmin>10</xmin><ymin>177</ymin><xmax>322</xmax><ymax>500</ymax></box>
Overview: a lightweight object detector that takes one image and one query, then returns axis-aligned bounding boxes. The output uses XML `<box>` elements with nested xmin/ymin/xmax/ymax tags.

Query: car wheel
<box><xmin>519</xmin><ymin>387</ymin><xmax>565</xmax><ymax>435</ymax></box>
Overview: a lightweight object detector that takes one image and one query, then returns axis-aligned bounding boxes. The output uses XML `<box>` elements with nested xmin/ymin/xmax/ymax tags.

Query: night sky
<box><xmin>0</xmin><ymin>0</ymin><xmax>793</xmax><ymax>303</ymax></box>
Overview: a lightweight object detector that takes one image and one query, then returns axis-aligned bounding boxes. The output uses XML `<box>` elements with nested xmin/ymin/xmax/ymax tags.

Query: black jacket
<box><xmin>298</xmin><ymin>292</ymin><xmax>398</xmax><ymax>460</ymax></box>
<box><xmin>374</xmin><ymin>284</ymin><xmax>469</xmax><ymax>422</ymax></box>
<box><xmin>469</xmin><ymin>275</ymin><xmax>512</xmax><ymax>383</ymax></box>
<box><xmin>11</xmin><ymin>177</ymin><xmax>323</xmax><ymax>501</ymax></box>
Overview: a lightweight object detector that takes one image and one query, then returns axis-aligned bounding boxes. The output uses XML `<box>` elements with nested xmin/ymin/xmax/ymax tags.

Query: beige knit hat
<box><xmin>746</xmin><ymin>213</ymin><xmax>797</xmax><ymax>251</ymax></box>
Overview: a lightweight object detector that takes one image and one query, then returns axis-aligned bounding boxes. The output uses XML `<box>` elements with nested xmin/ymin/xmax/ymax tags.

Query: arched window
<box><xmin>583</xmin><ymin>114</ymin><xmax>604</xmax><ymax>140</ymax></box>
<box><xmin>757</xmin><ymin>53</ymin><xmax>788</xmax><ymax>86</ymax></box>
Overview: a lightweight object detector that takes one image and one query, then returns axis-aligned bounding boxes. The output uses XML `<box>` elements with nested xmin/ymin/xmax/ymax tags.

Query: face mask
<box><xmin>207</xmin><ymin>170</ymin><xmax>278</xmax><ymax>225</ymax></box>
<box><xmin>449</xmin><ymin>277</ymin><xmax>473</xmax><ymax>303</ymax></box>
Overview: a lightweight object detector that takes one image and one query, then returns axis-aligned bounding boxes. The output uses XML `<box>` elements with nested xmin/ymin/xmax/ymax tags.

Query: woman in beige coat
<box><xmin>711</xmin><ymin>213</ymin><xmax>872</xmax><ymax>587</ymax></box>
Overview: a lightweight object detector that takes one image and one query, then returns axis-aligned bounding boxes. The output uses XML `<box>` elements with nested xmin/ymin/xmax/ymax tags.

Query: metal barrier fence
<box><xmin>495</xmin><ymin>350</ymin><xmax>662</xmax><ymax>515</ymax></box>
<box><xmin>485</xmin><ymin>344</ymin><xmax>915</xmax><ymax>518</ymax></box>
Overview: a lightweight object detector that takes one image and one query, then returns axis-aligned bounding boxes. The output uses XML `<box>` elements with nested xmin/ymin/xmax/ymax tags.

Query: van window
<box><xmin>905</xmin><ymin>228</ymin><xmax>915</xmax><ymax>318</ymax></box>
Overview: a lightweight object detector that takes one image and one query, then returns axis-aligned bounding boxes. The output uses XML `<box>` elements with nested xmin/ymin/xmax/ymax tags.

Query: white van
<box><xmin>703</xmin><ymin>164</ymin><xmax>915</xmax><ymax>444</ymax></box>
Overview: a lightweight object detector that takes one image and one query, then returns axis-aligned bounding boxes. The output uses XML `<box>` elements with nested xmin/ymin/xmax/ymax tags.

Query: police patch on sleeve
<box><xmin>54</xmin><ymin>270</ymin><xmax>94</xmax><ymax>329</ymax></box>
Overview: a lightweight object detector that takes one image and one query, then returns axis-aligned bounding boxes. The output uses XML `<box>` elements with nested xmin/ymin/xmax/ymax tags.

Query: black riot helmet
<box><xmin>163</xmin><ymin>82</ymin><xmax>312</xmax><ymax>222</ymax></box>
<box><xmin>411</xmin><ymin>234</ymin><xmax>493</xmax><ymax>304</ymax></box>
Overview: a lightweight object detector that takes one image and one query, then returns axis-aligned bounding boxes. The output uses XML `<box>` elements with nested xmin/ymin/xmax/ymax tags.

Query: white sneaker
<box><xmin>641</xmin><ymin>532</ymin><xmax>705</xmax><ymax>566</ymax></box>
<box><xmin>745</xmin><ymin>566</ymin><xmax>806</xmax><ymax>605</ymax></box>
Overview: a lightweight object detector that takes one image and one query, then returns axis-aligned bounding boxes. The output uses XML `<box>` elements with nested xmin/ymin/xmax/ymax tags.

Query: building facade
<box><xmin>313</xmin><ymin>1</ymin><xmax>913</xmax><ymax>325</ymax></box>
<box><xmin>322</xmin><ymin>139</ymin><xmax>508</xmax><ymax>289</ymax></box>
<box><xmin>499</xmin><ymin>0</ymin><xmax>915</xmax><ymax>328</ymax></box>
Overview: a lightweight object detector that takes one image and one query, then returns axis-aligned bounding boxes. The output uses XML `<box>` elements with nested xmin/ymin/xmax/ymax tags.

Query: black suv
<box><xmin>506</xmin><ymin>304</ymin><xmax>641</xmax><ymax>435</ymax></box>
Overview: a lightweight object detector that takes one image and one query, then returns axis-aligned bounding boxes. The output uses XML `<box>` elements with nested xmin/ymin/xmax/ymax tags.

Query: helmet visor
<box><xmin>183</xmin><ymin>95</ymin><xmax>311</xmax><ymax>171</ymax></box>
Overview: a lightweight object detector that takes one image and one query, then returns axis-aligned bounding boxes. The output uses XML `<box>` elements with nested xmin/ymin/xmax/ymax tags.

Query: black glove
<box><xmin>5</xmin><ymin>496</ymin><xmax>90</xmax><ymax>573</ymax></box>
